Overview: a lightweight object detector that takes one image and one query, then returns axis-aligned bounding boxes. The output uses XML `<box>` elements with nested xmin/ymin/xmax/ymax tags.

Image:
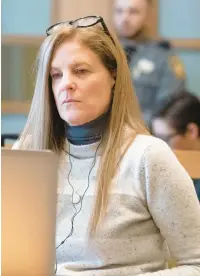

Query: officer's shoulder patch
<box><xmin>157</xmin><ymin>40</ymin><xmax>172</xmax><ymax>50</ymax></box>
<box><xmin>169</xmin><ymin>55</ymin><xmax>185</xmax><ymax>79</ymax></box>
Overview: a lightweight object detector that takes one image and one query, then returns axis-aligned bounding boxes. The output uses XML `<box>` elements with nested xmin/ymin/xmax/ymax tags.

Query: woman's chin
<box><xmin>65</xmin><ymin>115</ymin><xmax>88</xmax><ymax>126</ymax></box>
<box><xmin>61</xmin><ymin>110</ymin><xmax>100</xmax><ymax>126</ymax></box>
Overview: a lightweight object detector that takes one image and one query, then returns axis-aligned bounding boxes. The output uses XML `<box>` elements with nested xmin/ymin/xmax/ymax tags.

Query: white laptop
<box><xmin>1</xmin><ymin>149</ymin><xmax>58</xmax><ymax>276</ymax></box>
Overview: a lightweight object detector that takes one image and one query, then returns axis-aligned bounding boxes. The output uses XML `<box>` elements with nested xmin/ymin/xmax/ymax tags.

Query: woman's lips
<box><xmin>62</xmin><ymin>99</ymin><xmax>80</xmax><ymax>104</ymax></box>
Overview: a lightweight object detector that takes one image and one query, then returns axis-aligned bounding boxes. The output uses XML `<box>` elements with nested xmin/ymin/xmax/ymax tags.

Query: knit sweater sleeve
<box><xmin>138</xmin><ymin>138</ymin><xmax>200</xmax><ymax>275</ymax></box>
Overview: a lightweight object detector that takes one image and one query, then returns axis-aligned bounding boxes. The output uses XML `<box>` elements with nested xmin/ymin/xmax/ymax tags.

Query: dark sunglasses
<box><xmin>46</xmin><ymin>15</ymin><xmax>115</xmax><ymax>44</ymax></box>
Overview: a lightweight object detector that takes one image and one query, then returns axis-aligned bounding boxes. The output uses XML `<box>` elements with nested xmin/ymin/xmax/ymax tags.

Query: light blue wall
<box><xmin>159</xmin><ymin>0</ymin><xmax>200</xmax><ymax>96</ymax></box>
<box><xmin>178</xmin><ymin>51</ymin><xmax>200</xmax><ymax>97</ymax></box>
<box><xmin>1</xmin><ymin>0</ymin><xmax>50</xmax><ymax>140</ymax></box>
<box><xmin>1</xmin><ymin>115</ymin><xmax>27</xmax><ymax>134</ymax></box>
<box><xmin>159</xmin><ymin>0</ymin><xmax>200</xmax><ymax>39</ymax></box>
<box><xmin>1</xmin><ymin>115</ymin><xmax>28</xmax><ymax>145</ymax></box>
<box><xmin>2</xmin><ymin>0</ymin><xmax>51</xmax><ymax>35</ymax></box>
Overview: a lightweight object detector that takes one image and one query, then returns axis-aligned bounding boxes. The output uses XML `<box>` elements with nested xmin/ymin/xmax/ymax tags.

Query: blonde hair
<box><xmin>18</xmin><ymin>23</ymin><xmax>149</xmax><ymax>235</ymax></box>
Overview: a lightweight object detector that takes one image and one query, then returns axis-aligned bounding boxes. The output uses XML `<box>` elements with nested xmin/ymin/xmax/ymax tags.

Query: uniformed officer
<box><xmin>113</xmin><ymin>0</ymin><xmax>186</xmax><ymax>126</ymax></box>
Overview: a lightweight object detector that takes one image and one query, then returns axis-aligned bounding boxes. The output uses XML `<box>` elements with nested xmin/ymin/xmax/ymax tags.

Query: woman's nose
<box><xmin>60</xmin><ymin>74</ymin><xmax>77</xmax><ymax>92</ymax></box>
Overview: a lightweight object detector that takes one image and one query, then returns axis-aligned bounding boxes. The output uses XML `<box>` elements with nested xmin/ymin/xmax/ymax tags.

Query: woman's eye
<box><xmin>51</xmin><ymin>73</ymin><xmax>62</xmax><ymax>79</ymax></box>
<box><xmin>75</xmin><ymin>69</ymin><xmax>88</xmax><ymax>75</ymax></box>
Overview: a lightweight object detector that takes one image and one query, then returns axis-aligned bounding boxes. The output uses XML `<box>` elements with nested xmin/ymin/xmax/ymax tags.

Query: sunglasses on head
<box><xmin>46</xmin><ymin>15</ymin><xmax>115</xmax><ymax>44</ymax></box>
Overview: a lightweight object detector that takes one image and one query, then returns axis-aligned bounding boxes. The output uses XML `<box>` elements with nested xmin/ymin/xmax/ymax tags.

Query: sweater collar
<box><xmin>66</xmin><ymin>112</ymin><xmax>108</xmax><ymax>146</ymax></box>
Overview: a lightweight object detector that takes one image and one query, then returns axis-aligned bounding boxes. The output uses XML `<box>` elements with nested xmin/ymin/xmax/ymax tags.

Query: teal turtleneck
<box><xmin>65</xmin><ymin>112</ymin><xmax>109</xmax><ymax>145</ymax></box>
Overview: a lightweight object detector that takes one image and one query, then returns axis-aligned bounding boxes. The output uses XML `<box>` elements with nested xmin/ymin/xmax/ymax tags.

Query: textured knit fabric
<box><xmin>54</xmin><ymin>135</ymin><xmax>200</xmax><ymax>275</ymax></box>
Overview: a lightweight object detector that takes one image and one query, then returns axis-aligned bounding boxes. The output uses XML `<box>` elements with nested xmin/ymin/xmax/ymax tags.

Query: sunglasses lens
<box><xmin>48</xmin><ymin>22</ymin><xmax>70</xmax><ymax>35</ymax></box>
<box><xmin>76</xmin><ymin>17</ymin><xmax>99</xmax><ymax>27</ymax></box>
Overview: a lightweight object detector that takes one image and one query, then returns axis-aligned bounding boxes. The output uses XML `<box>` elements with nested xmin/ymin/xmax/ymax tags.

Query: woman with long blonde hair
<box><xmin>14</xmin><ymin>16</ymin><xmax>200</xmax><ymax>275</ymax></box>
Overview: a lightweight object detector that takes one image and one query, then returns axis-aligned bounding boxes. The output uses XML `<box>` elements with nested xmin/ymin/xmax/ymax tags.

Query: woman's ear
<box><xmin>186</xmin><ymin>122</ymin><xmax>199</xmax><ymax>140</ymax></box>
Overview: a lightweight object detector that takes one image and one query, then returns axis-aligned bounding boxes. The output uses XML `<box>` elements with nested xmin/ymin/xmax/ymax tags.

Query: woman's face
<box><xmin>152</xmin><ymin>118</ymin><xmax>196</xmax><ymax>150</ymax></box>
<box><xmin>50</xmin><ymin>39</ymin><xmax>115</xmax><ymax>126</ymax></box>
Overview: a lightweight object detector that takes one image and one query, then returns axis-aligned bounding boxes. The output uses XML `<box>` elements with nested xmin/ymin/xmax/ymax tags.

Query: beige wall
<box><xmin>53</xmin><ymin>0</ymin><xmax>113</xmax><ymax>29</ymax></box>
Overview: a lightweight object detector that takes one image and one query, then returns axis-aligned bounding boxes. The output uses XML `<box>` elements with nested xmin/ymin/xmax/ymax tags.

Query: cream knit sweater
<box><xmin>55</xmin><ymin>135</ymin><xmax>200</xmax><ymax>275</ymax></box>
<box><xmin>13</xmin><ymin>134</ymin><xmax>200</xmax><ymax>275</ymax></box>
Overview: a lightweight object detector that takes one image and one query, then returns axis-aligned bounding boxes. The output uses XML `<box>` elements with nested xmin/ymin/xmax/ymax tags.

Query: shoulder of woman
<box><xmin>134</xmin><ymin>135</ymin><xmax>187</xmax><ymax>179</ymax></box>
<box><xmin>129</xmin><ymin>134</ymin><xmax>176</xmax><ymax>164</ymax></box>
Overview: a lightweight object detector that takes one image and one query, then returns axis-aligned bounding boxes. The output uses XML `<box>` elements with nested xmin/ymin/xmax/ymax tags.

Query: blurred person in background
<box><xmin>113</xmin><ymin>0</ymin><xmax>186</xmax><ymax>126</ymax></box>
<box><xmin>152</xmin><ymin>91</ymin><xmax>200</xmax><ymax>200</ymax></box>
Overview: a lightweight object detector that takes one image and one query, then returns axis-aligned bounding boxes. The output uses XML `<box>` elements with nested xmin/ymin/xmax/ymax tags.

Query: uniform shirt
<box><xmin>123</xmin><ymin>40</ymin><xmax>185</xmax><ymax>126</ymax></box>
<box><xmin>194</xmin><ymin>179</ymin><xmax>200</xmax><ymax>201</ymax></box>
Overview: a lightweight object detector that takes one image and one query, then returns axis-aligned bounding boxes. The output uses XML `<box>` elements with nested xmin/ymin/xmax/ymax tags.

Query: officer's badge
<box><xmin>133</xmin><ymin>59</ymin><xmax>155</xmax><ymax>79</ymax></box>
<box><xmin>169</xmin><ymin>56</ymin><xmax>185</xmax><ymax>79</ymax></box>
